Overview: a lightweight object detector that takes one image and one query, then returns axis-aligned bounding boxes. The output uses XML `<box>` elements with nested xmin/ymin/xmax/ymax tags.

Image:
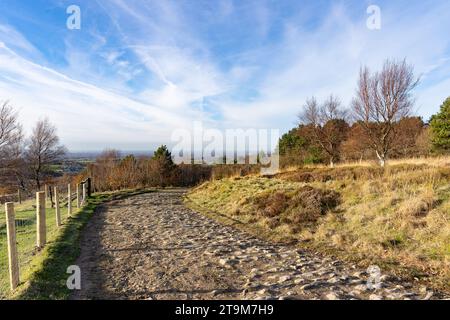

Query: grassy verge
<box><xmin>1</xmin><ymin>188</ymin><xmax>153</xmax><ymax>300</ymax></box>
<box><xmin>186</xmin><ymin>164</ymin><xmax>450</xmax><ymax>293</ymax></box>
<box><xmin>0</xmin><ymin>199</ymin><xmax>70</xmax><ymax>298</ymax></box>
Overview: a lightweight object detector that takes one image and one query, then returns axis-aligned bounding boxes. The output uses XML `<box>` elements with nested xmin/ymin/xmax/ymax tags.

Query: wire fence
<box><xmin>0</xmin><ymin>178</ymin><xmax>91</xmax><ymax>296</ymax></box>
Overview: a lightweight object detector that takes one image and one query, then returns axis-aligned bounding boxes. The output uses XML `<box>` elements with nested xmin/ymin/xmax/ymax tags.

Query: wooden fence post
<box><xmin>87</xmin><ymin>178</ymin><xmax>92</xmax><ymax>197</ymax></box>
<box><xmin>82</xmin><ymin>183</ymin><xmax>86</xmax><ymax>205</ymax></box>
<box><xmin>36</xmin><ymin>191</ymin><xmax>46</xmax><ymax>248</ymax></box>
<box><xmin>76</xmin><ymin>184</ymin><xmax>81</xmax><ymax>208</ymax></box>
<box><xmin>17</xmin><ymin>189</ymin><xmax>21</xmax><ymax>204</ymax></box>
<box><xmin>55</xmin><ymin>187</ymin><xmax>61</xmax><ymax>227</ymax></box>
<box><xmin>5</xmin><ymin>202</ymin><xmax>20</xmax><ymax>290</ymax></box>
<box><xmin>67</xmin><ymin>184</ymin><xmax>72</xmax><ymax>217</ymax></box>
<box><xmin>49</xmin><ymin>185</ymin><xmax>54</xmax><ymax>208</ymax></box>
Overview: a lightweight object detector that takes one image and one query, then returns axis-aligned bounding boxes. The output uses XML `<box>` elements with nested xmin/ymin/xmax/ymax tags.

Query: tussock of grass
<box><xmin>253</xmin><ymin>186</ymin><xmax>340</xmax><ymax>227</ymax></box>
<box><xmin>187</xmin><ymin>163</ymin><xmax>450</xmax><ymax>291</ymax></box>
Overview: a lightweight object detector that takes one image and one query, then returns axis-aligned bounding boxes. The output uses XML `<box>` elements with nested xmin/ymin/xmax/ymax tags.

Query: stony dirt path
<box><xmin>71</xmin><ymin>190</ymin><xmax>443</xmax><ymax>300</ymax></box>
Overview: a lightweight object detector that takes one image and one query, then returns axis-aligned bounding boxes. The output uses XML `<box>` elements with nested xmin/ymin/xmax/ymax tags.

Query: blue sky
<box><xmin>0</xmin><ymin>0</ymin><xmax>449</xmax><ymax>151</ymax></box>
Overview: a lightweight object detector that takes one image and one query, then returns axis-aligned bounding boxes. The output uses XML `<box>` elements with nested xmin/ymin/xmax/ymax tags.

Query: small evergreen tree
<box><xmin>430</xmin><ymin>97</ymin><xmax>450</xmax><ymax>153</ymax></box>
<box><xmin>152</xmin><ymin>145</ymin><xmax>176</xmax><ymax>185</ymax></box>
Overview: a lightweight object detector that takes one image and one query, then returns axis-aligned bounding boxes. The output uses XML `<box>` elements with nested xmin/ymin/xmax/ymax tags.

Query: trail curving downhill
<box><xmin>71</xmin><ymin>190</ymin><xmax>443</xmax><ymax>300</ymax></box>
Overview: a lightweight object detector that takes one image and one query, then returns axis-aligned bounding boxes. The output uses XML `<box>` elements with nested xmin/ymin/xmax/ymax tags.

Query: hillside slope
<box><xmin>186</xmin><ymin>164</ymin><xmax>450</xmax><ymax>291</ymax></box>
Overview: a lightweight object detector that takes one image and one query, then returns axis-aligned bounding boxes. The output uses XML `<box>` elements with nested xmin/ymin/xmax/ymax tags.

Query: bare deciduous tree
<box><xmin>0</xmin><ymin>101</ymin><xmax>24</xmax><ymax>188</ymax></box>
<box><xmin>299</xmin><ymin>95</ymin><xmax>349</xmax><ymax>167</ymax></box>
<box><xmin>0</xmin><ymin>101</ymin><xmax>22</xmax><ymax>151</ymax></box>
<box><xmin>25</xmin><ymin>118</ymin><xmax>66</xmax><ymax>189</ymax></box>
<box><xmin>351</xmin><ymin>59</ymin><xmax>419</xmax><ymax>166</ymax></box>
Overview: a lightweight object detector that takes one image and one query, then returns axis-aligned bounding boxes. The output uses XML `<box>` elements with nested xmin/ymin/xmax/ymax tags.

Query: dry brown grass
<box><xmin>299</xmin><ymin>155</ymin><xmax>450</xmax><ymax>169</ymax></box>
<box><xmin>187</xmin><ymin>159</ymin><xmax>450</xmax><ymax>292</ymax></box>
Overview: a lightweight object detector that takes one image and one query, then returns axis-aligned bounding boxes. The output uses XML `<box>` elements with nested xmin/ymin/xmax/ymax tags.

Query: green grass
<box><xmin>1</xmin><ymin>188</ymin><xmax>154</xmax><ymax>300</ymax></box>
<box><xmin>0</xmin><ymin>198</ymin><xmax>72</xmax><ymax>298</ymax></box>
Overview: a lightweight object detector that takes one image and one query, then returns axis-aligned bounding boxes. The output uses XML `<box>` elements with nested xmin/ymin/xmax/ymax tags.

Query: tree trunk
<box><xmin>376</xmin><ymin>151</ymin><xmax>386</xmax><ymax>167</ymax></box>
<box><xmin>35</xmin><ymin>173</ymin><xmax>41</xmax><ymax>190</ymax></box>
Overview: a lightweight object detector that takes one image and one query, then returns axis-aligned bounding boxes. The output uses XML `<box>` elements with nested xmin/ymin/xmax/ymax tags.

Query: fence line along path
<box><xmin>2</xmin><ymin>179</ymin><xmax>92</xmax><ymax>292</ymax></box>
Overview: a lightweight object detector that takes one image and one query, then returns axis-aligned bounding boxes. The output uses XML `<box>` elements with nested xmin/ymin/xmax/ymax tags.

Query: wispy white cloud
<box><xmin>217</xmin><ymin>1</ymin><xmax>450</xmax><ymax>127</ymax></box>
<box><xmin>0</xmin><ymin>23</ymin><xmax>43</xmax><ymax>63</ymax></box>
<box><xmin>0</xmin><ymin>42</ymin><xmax>199</xmax><ymax>150</ymax></box>
<box><xmin>134</xmin><ymin>45</ymin><xmax>226</xmax><ymax>110</ymax></box>
<box><xmin>95</xmin><ymin>1</ymin><xmax>229</xmax><ymax>116</ymax></box>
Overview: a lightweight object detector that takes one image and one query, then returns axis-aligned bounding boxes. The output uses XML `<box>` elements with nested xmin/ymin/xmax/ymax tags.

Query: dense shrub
<box><xmin>253</xmin><ymin>186</ymin><xmax>341</xmax><ymax>226</ymax></box>
<box><xmin>79</xmin><ymin>150</ymin><xmax>262</xmax><ymax>192</ymax></box>
<box><xmin>255</xmin><ymin>191</ymin><xmax>289</xmax><ymax>217</ymax></box>
<box><xmin>288</xmin><ymin>186</ymin><xmax>341</xmax><ymax>224</ymax></box>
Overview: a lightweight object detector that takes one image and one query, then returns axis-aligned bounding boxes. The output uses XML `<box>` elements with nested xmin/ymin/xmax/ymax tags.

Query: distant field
<box><xmin>187</xmin><ymin>159</ymin><xmax>450</xmax><ymax>292</ymax></box>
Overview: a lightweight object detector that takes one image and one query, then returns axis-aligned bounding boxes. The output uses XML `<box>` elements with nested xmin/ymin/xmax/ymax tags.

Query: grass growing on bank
<box><xmin>186</xmin><ymin>163</ymin><xmax>450</xmax><ymax>292</ymax></box>
<box><xmin>1</xmin><ymin>189</ymin><xmax>153</xmax><ymax>300</ymax></box>
<box><xmin>0</xmin><ymin>198</ymin><xmax>71</xmax><ymax>298</ymax></box>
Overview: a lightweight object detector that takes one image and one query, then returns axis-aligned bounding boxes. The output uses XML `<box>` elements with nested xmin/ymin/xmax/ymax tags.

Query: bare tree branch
<box><xmin>351</xmin><ymin>59</ymin><xmax>419</xmax><ymax>166</ymax></box>
<box><xmin>25</xmin><ymin>118</ymin><xmax>67</xmax><ymax>189</ymax></box>
<box><xmin>299</xmin><ymin>95</ymin><xmax>349</xmax><ymax>167</ymax></box>
<box><xmin>0</xmin><ymin>101</ymin><xmax>25</xmax><ymax>188</ymax></box>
